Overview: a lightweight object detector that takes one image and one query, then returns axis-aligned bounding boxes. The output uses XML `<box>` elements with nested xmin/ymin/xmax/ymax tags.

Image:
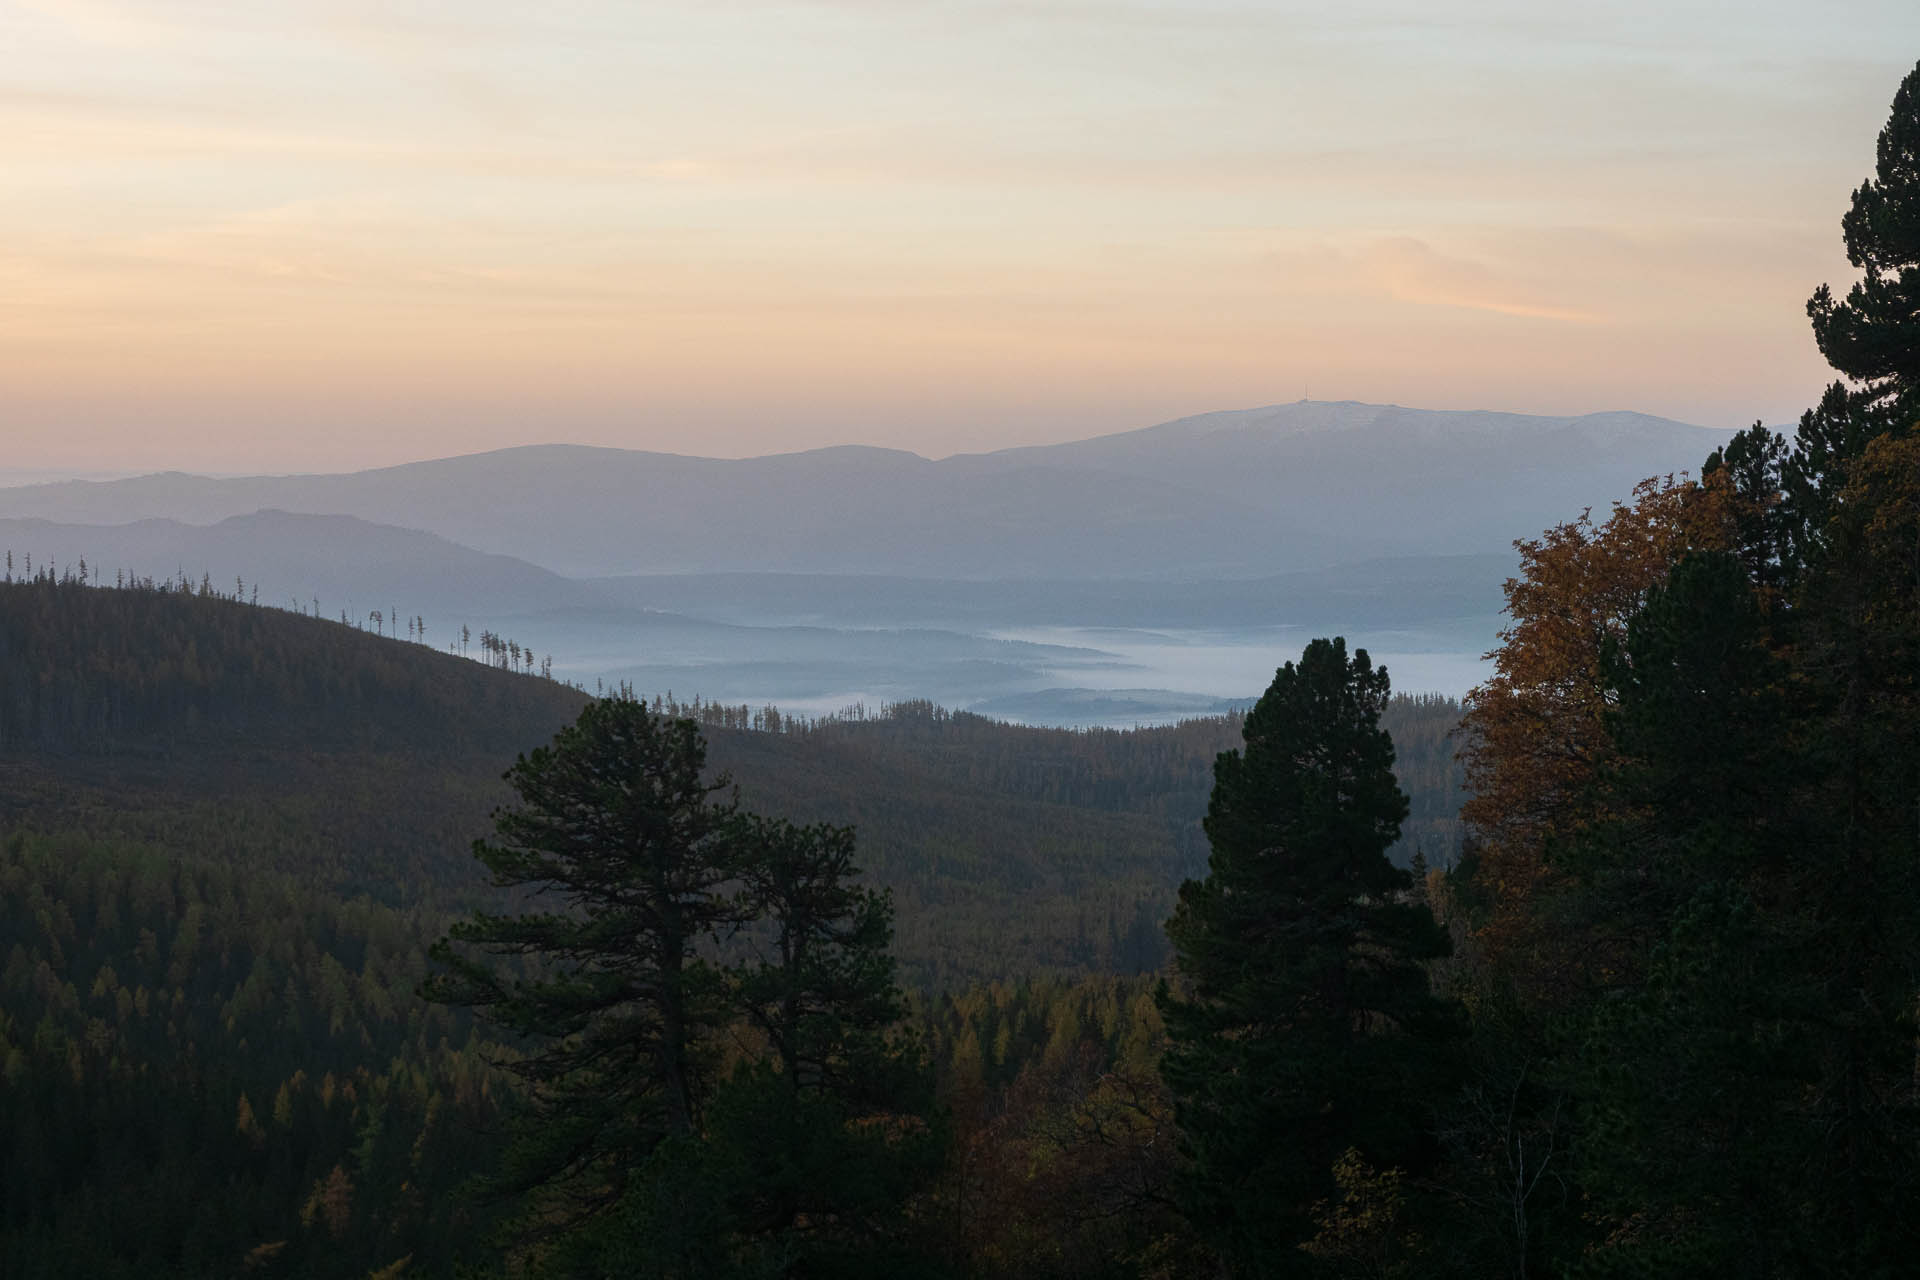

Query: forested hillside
<box><xmin>0</xmin><ymin>575</ymin><xmax>1462</xmax><ymax>978</ymax></box>
<box><xmin>0</xmin><ymin>829</ymin><xmax>509</xmax><ymax>1276</ymax></box>
<box><xmin>0</xmin><ymin>571</ymin><xmax>1464</xmax><ymax>1275</ymax></box>
<box><xmin>0</xmin><ymin>571</ymin><xmax>586</xmax><ymax>757</ymax></box>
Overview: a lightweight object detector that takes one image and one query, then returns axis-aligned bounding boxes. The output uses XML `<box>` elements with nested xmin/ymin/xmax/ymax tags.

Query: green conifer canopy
<box><xmin>1159</xmin><ymin>638</ymin><xmax>1459</xmax><ymax>1275</ymax></box>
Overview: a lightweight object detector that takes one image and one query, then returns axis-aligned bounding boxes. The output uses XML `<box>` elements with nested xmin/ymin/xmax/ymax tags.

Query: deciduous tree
<box><xmin>1457</xmin><ymin>475</ymin><xmax>1734</xmax><ymax>999</ymax></box>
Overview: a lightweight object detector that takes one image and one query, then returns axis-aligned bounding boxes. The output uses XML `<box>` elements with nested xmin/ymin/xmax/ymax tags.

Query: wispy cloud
<box><xmin>1360</xmin><ymin>238</ymin><xmax>1603</xmax><ymax>323</ymax></box>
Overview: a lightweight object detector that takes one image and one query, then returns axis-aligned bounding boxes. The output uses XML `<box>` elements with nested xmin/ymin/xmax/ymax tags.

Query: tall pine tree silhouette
<box><xmin>1159</xmin><ymin>638</ymin><xmax>1459</xmax><ymax>1275</ymax></box>
<box><xmin>421</xmin><ymin>698</ymin><xmax>748</xmax><ymax>1242</ymax></box>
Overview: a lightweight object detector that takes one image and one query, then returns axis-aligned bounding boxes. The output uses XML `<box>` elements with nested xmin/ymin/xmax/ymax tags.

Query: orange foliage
<box><xmin>1459</xmin><ymin>474</ymin><xmax>1736</xmax><ymax>994</ymax></box>
<box><xmin>945</xmin><ymin>1046</ymin><xmax>1180</xmax><ymax>1276</ymax></box>
<box><xmin>302</xmin><ymin>1164</ymin><xmax>355</xmax><ymax>1239</ymax></box>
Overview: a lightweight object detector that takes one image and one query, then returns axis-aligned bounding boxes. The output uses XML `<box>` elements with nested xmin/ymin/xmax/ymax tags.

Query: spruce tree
<box><xmin>1159</xmin><ymin>638</ymin><xmax>1459</xmax><ymax>1276</ymax></box>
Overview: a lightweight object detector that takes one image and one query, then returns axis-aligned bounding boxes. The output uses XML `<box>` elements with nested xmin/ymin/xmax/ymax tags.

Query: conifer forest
<box><xmin>5</xmin><ymin>51</ymin><xmax>1920</xmax><ymax>1280</ymax></box>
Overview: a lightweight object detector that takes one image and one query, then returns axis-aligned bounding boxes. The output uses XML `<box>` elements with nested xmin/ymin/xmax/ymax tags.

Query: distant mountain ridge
<box><xmin>0</xmin><ymin>401</ymin><xmax>1732</xmax><ymax>579</ymax></box>
<box><xmin>0</xmin><ymin>510</ymin><xmax>600</xmax><ymax>621</ymax></box>
<box><xmin>964</xmin><ymin>401</ymin><xmax>1701</xmax><ymax>453</ymax></box>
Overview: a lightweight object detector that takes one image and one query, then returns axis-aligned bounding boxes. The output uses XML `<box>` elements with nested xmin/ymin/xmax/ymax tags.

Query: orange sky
<box><xmin>3</xmin><ymin>1</ymin><xmax>1916</xmax><ymax>473</ymax></box>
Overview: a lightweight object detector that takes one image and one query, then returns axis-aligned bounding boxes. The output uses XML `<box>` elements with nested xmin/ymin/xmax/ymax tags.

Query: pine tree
<box><xmin>1807</xmin><ymin>58</ymin><xmax>1920</xmax><ymax>433</ymax></box>
<box><xmin>1795</xmin><ymin>59</ymin><xmax>1920</xmax><ymax>554</ymax></box>
<box><xmin>581</xmin><ymin>817</ymin><xmax>944</xmax><ymax>1277</ymax></box>
<box><xmin>1159</xmin><ymin>638</ymin><xmax>1459</xmax><ymax>1275</ymax></box>
<box><xmin>420</xmin><ymin>697</ymin><xmax>749</xmax><ymax>1242</ymax></box>
<box><xmin>717</xmin><ymin>817</ymin><xmax>940</xmax><ymax>1271</ymax></box>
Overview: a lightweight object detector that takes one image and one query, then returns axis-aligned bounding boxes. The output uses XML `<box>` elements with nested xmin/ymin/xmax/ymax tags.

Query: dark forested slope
<box><xmin>0</xmin><ymin>572</ymin><xmax>588</xmax><ymax>758</ymax></box>
<box><xmin>0</xmin><ymin>577</ymin><xmax>1464</xmax><ymax>977</ymax></box>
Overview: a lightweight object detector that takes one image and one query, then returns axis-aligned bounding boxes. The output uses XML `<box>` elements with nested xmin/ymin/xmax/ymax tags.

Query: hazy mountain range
<box><xmin>0</xmin><ymin>401</ymin><xmax>1733</xmax><ymax>718</ymax></box>
<box><xmin>0</xmin><ymin>401</ymin><xmax>1731</xmax><ymax>580</ymax></box>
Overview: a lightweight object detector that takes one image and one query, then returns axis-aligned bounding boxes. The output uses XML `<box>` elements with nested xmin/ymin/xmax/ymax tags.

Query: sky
<box><xmin>3</xmin><ymin>0</ymin><xmax>1918</xmax><ymax>474</ymax></box>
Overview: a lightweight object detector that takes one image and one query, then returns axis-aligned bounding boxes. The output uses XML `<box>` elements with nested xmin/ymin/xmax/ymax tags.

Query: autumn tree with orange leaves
<box><xmin>1455</xmin><ymin>473</ymin><xmax>1739</xmax><ymax>998</ymax></box>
